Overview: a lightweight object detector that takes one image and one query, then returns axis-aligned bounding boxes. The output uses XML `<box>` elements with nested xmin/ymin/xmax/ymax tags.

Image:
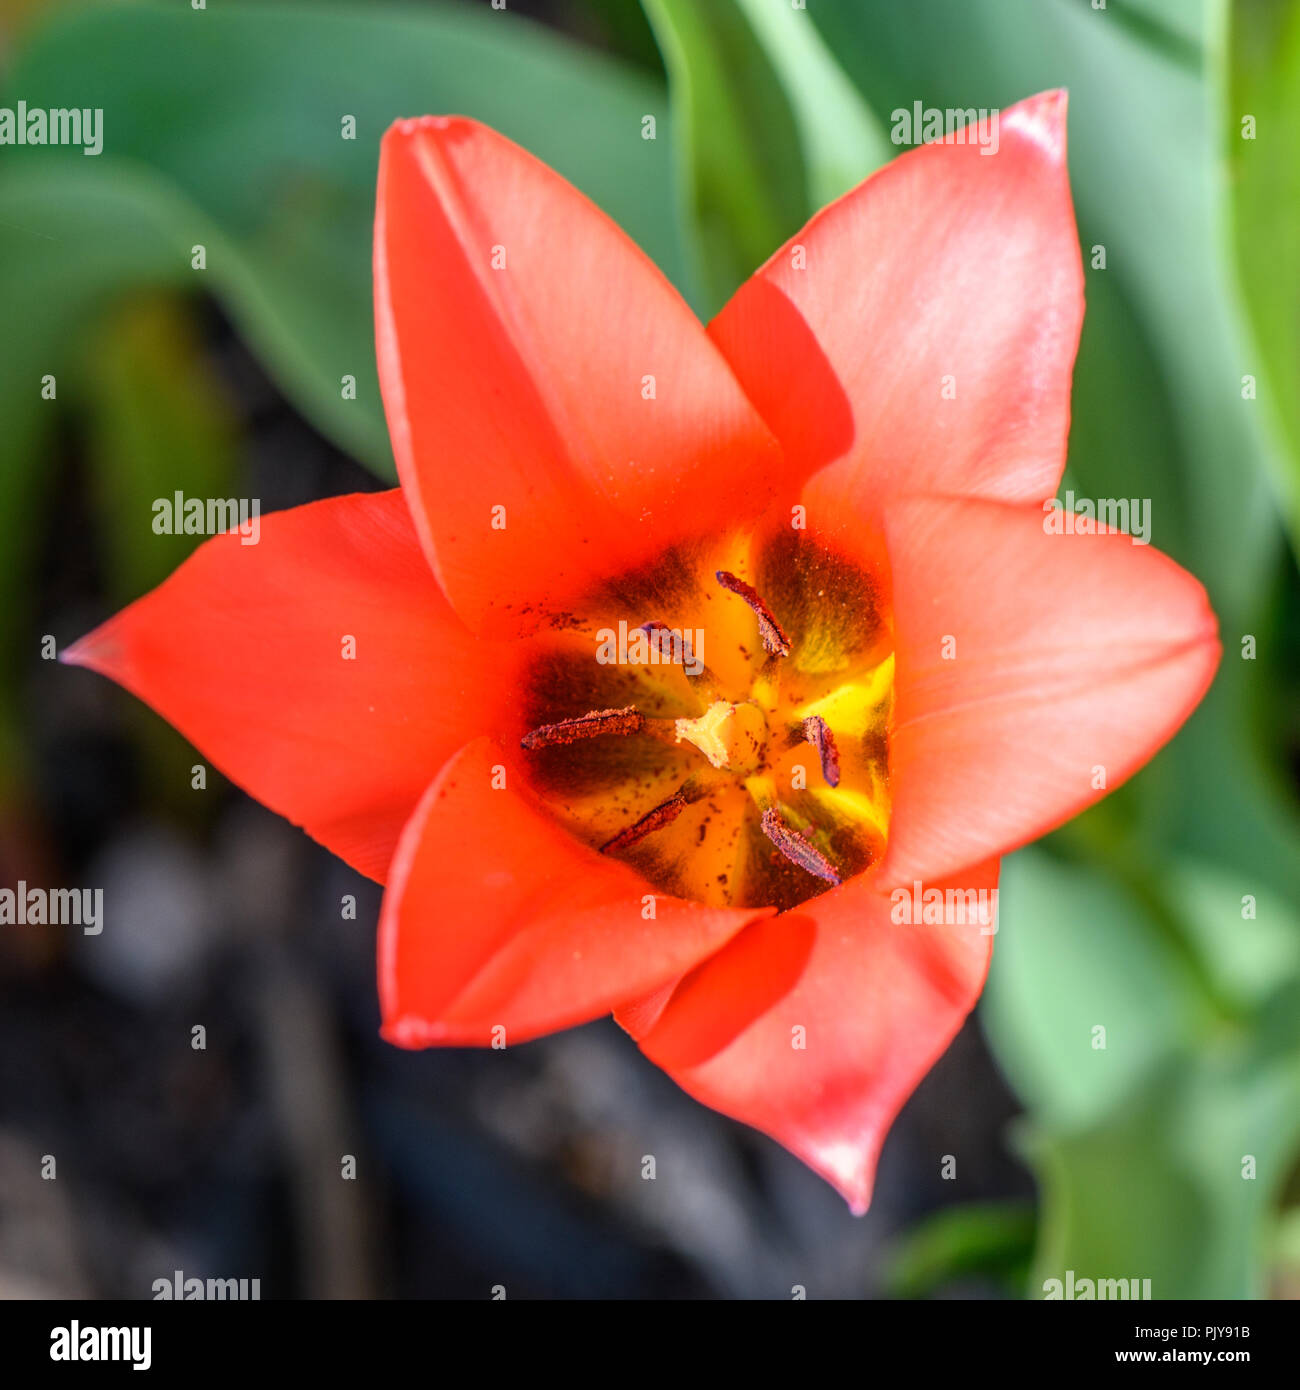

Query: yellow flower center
<box><xmin>517</xmin><ymin>528</ymin><xmax>894</xmax><ymax>912</ymax></box>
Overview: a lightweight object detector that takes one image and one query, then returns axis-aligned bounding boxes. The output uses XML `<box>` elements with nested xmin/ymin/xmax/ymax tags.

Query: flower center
<box><xmin>516</xmin><ymin>528</ymin><xmax>893</xmax><ymax>912</ymax></box>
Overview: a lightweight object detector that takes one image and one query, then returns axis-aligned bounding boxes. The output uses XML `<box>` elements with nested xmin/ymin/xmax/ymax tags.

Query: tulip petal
<box><xmin>379</xmin><ymin>738</ymin><xmax>768</xmax><ymax>1046</ymax></box>
<box><xmin>709</xmin><ymin>90</ymin><xmax>1083</xmax><ymax>506</ymax></box>
<box><xmin>620</xmin><ymin>860</ymin><xmax>999</xmax><ymax>1213</ymax></box>
<box><xmin>879</xmin><ymin>495</ymin><xmax>1220</xmax><ymax>888</ymax></box>
<box><xmin>375</xmin><ymin>115</ymin><xmax>784</xmax><ymax>635</ymax></box>
<box><xmin>63</xmin><ymin>491</ymin><xmax>508</xmax><ymax>882</ymax></box>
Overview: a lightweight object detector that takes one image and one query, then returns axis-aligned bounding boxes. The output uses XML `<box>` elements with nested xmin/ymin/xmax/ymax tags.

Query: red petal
<box><xmin>375</xmin><ymin>116</ymin><xmax>784</xmax><ymax>635</ymax></box>
<box><xmin>622</xmin><ymin>860</ymin><xmax>1000</xmax><ymax>1212</ymax></box>
<box><xmin>879</xmin><ymin>495</ymin><xmax>1220</xmax><ymax>888</ymax></box>
<box><xmin>63</xmin><ymin>491</ymin><xmax>509</xmax><ymax>882</ymax></box>
<box><xmin>709</xmin><ymin>90</ymin><xmax>1083</xmax><ymax>506</ymax></box>
<box><xmin>379</xmin><ymin>738</ymin><xmax>768</xmax><ymax>1046</ymax></box>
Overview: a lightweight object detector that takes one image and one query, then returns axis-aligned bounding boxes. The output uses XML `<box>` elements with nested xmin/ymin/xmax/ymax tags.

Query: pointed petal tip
<box><xmin>58</xmin><ymin>638</ymin><xmax>87</xmax><ymax>668</ymax></box>
<box><xmin>830</xmin><ymin>1171</ymin><xmax>874</xmax><ymax>1218</ymax></box>
<box><xmin>381</xmin><ymin>113</ymin><xmax>483</xmax><ymax>156</ymax></box>
<box><xmin>59</xmin><ymin>622</ymin><xmax>118</xmax><ymax>674</ymax></box>
<box><xmin>1003</xmin><ymin>88</ymin><xmax>1070</xmax><ymax>161</ymax></box>
<box><xmin>1032</xmin><ymin>86</ymin><xmax>1069</xmax><ymax>112</ymax></box>
<box><xmin>380</xmin><ymin>1014</ymin><xmax>454</xmax><ymax>1049</ymax></box>
<box><xmin>800</xmin><ymin>1138</ymin><xmax>878</xmax><ymax>1215</ymax></box>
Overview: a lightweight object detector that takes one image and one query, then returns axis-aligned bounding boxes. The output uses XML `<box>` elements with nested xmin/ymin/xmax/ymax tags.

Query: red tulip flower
<box><xmin>66</xmin><ymin>91</ymin><xmax>1218</xmax><ymax>1211</ymax></box>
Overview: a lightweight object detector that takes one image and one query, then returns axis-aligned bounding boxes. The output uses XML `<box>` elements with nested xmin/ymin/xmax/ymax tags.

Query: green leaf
<box><xmin>1271</xmin><ymin>1205</ymin><xmax>1300</xmax><ymax>1286</ymax></box>
<box><xmin>987</xmin><ymin>846</ymin><xmax>1300</xmax><ymax>1298</ymax></box>
<box><xmin>1107</xmin><ymin>0</ymin><xmax>1204</xmax><ymax>63</ymax></box>
<box><xmin>982</xmin><ymin>849</ymin><xmax>1207</xmax><ymax>1131</ymax></box>
<box><xmin>79</xmin><ymin>293</ymin><xmax>240</xmax><ymax>813</ymax></box>
<box><xmin>1160</xmin><ymin>855</ymin><xmax>1300</xmax><ymax>1013</ymax></box>
<box><xmin>1027</xmin><ymin>1017</ymin><xmax>1300</xmax><ymax>1298</ymax></box>
<box><xmin>887</xmin><ymin>1201</ymin><xmax>1036</xmax><ymax>1299</ymax></box>
<box><xmin>731</xmin><ymin>0</ymin><xmax>889</xmax><ymax>209</ymax></box>
<box><xmin>0</xmin><ymin>164</ymin><xmax>199</xmax><ymax>795</ymax></box>
<box><xmin>641</xmin><ymin>0</ymin><xmax>886</xmax><ymax>317</ymax></box>
<box><xmin>3</xmin><ymin>0</ymin><xmax>688</xmax><ymax>474</ymax></box>
<box><xmin>1224</xmin><ymin>0</ymin><xmax>1300</xmax><ymax>560</ymax></box>
<box><xmin>642</xmin><ymin>0</ymin><xmax>808</xmax><ymax>317</ymax></box>
<box><xmin>80</xmin><ymin>295</ymin><xmax>238</xmax><ymax>603</ymax></box>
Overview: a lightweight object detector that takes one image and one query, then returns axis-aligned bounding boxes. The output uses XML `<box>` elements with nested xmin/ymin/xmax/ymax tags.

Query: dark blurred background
<box><xmin>1</xmin><ymin>0</ymin><xmax>1299</xmax><ymax>1299</ymax></box>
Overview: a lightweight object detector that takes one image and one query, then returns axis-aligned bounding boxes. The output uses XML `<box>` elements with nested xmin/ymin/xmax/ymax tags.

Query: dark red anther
<box><xmin>600</xmin><ymin>791</ymin><xmax>688</xmax><ymax>854</ymax></box>
<box><xmin>714</xmin><ymin>571</ymin><xmax>791</xmax><ymax>657</ymax></box>
<box><xmin>802</xmin><ymin>715</ymin><xmax>841</xmax><ymax>788</ymax></box>
<box><xmin>521</xmin><ymin>705</ymin><xmax>643</xmax><ymax>750</ymax></box>
<box><xmin>761</xmin><ymin>808</ymin><xmax>840</xmax><ymax>885</ymax></box>
<box><xmin>639</xmin><ymin>620</ymin><xmax>700</xmax><ymax>670</ymax></box>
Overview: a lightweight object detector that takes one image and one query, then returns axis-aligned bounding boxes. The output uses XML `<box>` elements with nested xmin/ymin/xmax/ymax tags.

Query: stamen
<box><xmin>801</xmin><ymin>715</ymin><xmax>841</xmax><ymax>788</ymax></box>
<box><xmin>761</xmin><ymin>808</ymin><xmax>841</xmax><ymax>886</ymax></box>
<box><xmin>600</xmin><ymin>791</ymin><xmax>688</xmax><ymax>854</ymax></box>
<box><xmin>638</xmin><ymin>621</ymin><xmax>699</xmax><ymax>669</ymax></box>
<box><xmin>714</xmin><ymin>570</ymin><xmax>791</xmax><ymax>657</ymax></box>
<box><xmin>521</xmin><ymin>705</ymin><xmax>643</xmax><ymax>750</ymax></box>
<box><xmin>640</xmin><ymin>620</ymin><xmax>722</xmax><ymax>702</ymax></box>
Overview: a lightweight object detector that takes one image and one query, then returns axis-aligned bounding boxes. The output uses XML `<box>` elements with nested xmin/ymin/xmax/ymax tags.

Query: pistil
<box><xmin>674</xmin><ymin>699</ymin><xmax>767</xmax><ymax>774</ymax></box>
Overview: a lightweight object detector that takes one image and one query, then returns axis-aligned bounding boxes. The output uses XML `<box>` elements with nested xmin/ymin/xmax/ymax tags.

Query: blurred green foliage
<box><xmin>2</xmin><ymin>0</ymin><xmax>1298</xmax><ymax>1299</ymax></box>
<box><xmin>1</xmin><ymin>0</ymin><xmax>686</xmax><ymax>473</ymax></box>
<box><xmin>643</xmin><ymin>0</ymin><xmax>887</xmax><ymax>316</ymax></box>
<box><xmin>885</xmin><ymin>1199</ymin><xmax>1035</xmax><ymax>1299</ymax></box>
<box><xmin>82</xmin><ymin>295</ymin><xmax>241</xmax><ymax>817</ymax></box>
<box><xmin>1227</xmin><ymin>0</ymin><xmax>1300</xmax><ymax>561</ymax></box>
